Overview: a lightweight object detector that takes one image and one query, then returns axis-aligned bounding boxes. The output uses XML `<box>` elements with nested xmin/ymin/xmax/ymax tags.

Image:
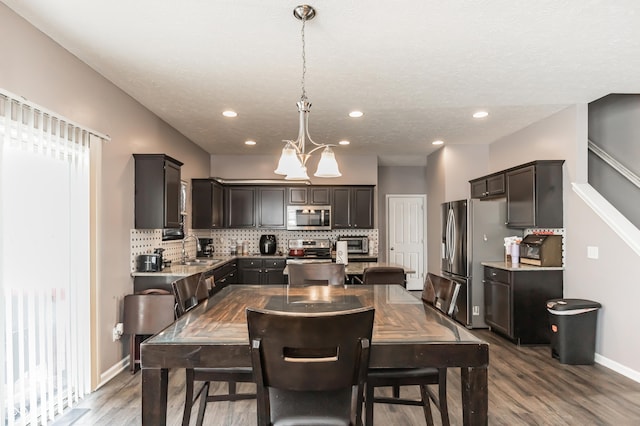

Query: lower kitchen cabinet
<box><xmin>237</xmin><ymin>258</ymin><xmax>286</xmax><ymax>284</ymax></box>
<box><xmin>211</xmin><ymin>260</ymin><xmax>237</xmax><ymax>287</ymax></box>
<box><xmin>484</xmin><ymin>266</ymin><xmax>563</xmax><ymax>345</ymax></box>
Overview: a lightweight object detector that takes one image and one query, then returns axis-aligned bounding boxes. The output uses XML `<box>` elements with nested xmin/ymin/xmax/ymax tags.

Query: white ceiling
<box><xmin>4</xmin><ymin>1</ymin><xmax>640</xmax><ymax>166</ymax></box>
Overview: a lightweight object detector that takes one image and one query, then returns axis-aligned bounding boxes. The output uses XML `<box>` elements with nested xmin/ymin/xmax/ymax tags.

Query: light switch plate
<box><xmin>587</xmin><ymin>246</ymin><xmax>599</xmax><ymax>259</ymax></box>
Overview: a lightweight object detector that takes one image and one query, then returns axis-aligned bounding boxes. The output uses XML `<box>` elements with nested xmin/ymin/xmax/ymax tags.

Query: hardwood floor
<box><xmin>69</xmin><ymin>329</ymin><xmax>640</xmax><ymax>425</ymax></box>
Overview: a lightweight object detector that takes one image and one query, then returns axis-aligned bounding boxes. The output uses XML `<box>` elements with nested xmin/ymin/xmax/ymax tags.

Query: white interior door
<box><xmin>387</xmin><ymin>195</ymin><xmax>426</xmax><ymax>290</ymax></box>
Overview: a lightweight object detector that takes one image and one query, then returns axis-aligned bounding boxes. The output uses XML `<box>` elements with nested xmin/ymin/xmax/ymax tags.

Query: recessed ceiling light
<box><xmin>222</xmin><ymin>110</ymin><xmax>238</xmax><ymax>118</ymax></box>
<box><xmin>245</xmin><ymin>140</ymin><xmax>256</xmax><ymax>145</ymax></box>
<box><xmin>432</xmin><ymin>140</ymin><xmax>444</xmax><ymax>145</ymax></box>
<box><xmin>348</xmin><ymin>111</ymin><xmax>364</xmax><ymax>118</ymax></box>
<box><xmin>473</xmin><ymin>111</ymin><xmax>489</xmax><ymax>119</ymax></box>
<box><xmin>338</xmin><ymin>140</ymin><xmax>350</xmax><ymax>145</ymax></box>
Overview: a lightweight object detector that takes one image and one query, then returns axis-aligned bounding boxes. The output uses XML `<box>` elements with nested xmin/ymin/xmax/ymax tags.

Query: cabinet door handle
<box><xmin>491</xmin><ymin>272</ymin><xmax>497</xmax><ymax>276</ymax></box>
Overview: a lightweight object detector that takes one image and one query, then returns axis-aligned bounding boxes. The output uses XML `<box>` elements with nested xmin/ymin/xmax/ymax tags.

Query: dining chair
<box><xmin>355</xmin><ymin>266</ymin><xmax>405</xmax><ymax>286</ymax></box>
<box><xmin>247</xmin><ymin>306</ymin><xmax>375</xmax><ymax>426</ymax></box>
<box><xmin>171</xmin><ymin>275</ymin><xmax>255</xmax><ymax>426</ymax></box>
<box><xmin>122</xmin><ymin>290</ymin><xmax>175</xmax><ymax>373</ymax></box>
<box><xmin>287</xmin><ymin>262</ymin><xmax>347</xmax><ymax>286</ymax></box>
<box><xmin>365</xmin><ymin>273</ymin><xmax>461</xmax><ymax>426</ymax></box>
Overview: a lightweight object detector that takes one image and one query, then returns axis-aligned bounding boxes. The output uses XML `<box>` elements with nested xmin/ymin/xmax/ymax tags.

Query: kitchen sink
<box><xmin>180</xmin><ymin>259</ymin><xmax>221</xmax><ymax>266</ymax></box>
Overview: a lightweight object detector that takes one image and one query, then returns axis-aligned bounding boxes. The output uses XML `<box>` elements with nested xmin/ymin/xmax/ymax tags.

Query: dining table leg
<box><xmin>142</xmin><ymin>367</ymin><xmax>168</xmax><ymax>425</ymax></box>
<box><xmin>460</xmin><ymin>366</ymin><xmax>488</xmax><ymax>425</ymax></box>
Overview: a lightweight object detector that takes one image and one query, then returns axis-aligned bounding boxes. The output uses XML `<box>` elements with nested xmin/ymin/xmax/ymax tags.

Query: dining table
<box><xmin>140</xmin><ymin>284</ymin><xmax>489</xmax><ymax>425</ymax></box>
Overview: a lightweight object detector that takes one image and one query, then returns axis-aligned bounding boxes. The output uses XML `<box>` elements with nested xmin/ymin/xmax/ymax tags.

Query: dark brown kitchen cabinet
<box><xmin>288</xmin><ymin>186</ymin><xmax>331</xmax><ymax>205</ymax></box>
<box><xmin>484</xmin><ymin>266</ymin><xmax>563</xmax><ymax>345</ymax></box>
<box><xmin>191</xmin><ymin>179</ymin><xmax>224</xmax><ymax>229</ymax></box>
<box><xmin>506</xmin><ymin>160</ymin><xmax>564</xmax><ymax>228</ymax></box>
<box><xmin>257</xmin><ymin>187</ymin><xmax>286</xmax><ymax>229</ymax></box>
<box><xmin>225</xmin><ymin>186</ymin><xmax>256</xmax><ymax>228</ymax></box>
<box><xmin>237</xmin><ymin>258</ymin><xmax>286</xmax><ymax>284</ymax></box>
<box><xmin>213</xmin><ymin>260</ymin><xmax>237</xmax><ymax>287</ymax></box>
<box><xmin>332</xmin><ymin>186</ymin><xmax>374</xmax><ymax>229</ymax></box>
<box><xmin>133</xmin><ymin>154</ymin><xmax>183</xmax><ymax>229</ymax></box>
<box><xmin>470</xmin><ymin>173</ymin><xmax>505</xmax><ymax>199</ymax></box>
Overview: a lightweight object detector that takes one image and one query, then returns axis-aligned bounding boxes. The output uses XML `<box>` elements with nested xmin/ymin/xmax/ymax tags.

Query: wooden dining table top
<box><xmin>140</xmin><ymin>284</ymin><xmax>489</xmax><ymax>425</ymax></box>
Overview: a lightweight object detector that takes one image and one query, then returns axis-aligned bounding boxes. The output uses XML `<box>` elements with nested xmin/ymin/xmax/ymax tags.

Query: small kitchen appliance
<box><xmin>136</xmin><ymin>254</ymin><xmax>162</xmax><ymax>272</ymax></box>
<box><xmin>520</xmin><ymin>234</ymin><xmax>563</xmax><ymax>267</ymax></box>
<box><xmin>259</xmin><ymin>234</ymin><xmax>277</xmax><ymax>255</ymax></box>
<box><xmin>198</xmin><ymin>238</ymin><xmax>214</xmax><ymax>257</ymax></box>
<box><xmin>337</xmin><ymin>236</ymin><xmax>369</xmax><ymax>254</ymax></box>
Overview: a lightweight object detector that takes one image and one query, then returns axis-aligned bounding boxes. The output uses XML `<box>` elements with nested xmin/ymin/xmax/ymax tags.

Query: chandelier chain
<box><xmin>300</xmin><ymin>16</ymin><xmax>307</xmax><ymax>101</ymax></box>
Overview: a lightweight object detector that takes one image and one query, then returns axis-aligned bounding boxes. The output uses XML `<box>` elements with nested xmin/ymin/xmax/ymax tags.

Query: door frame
<box><xmin>385</xmin><ymin>194</ymin><xmax>428</xmax><ymax>290</ymax></box>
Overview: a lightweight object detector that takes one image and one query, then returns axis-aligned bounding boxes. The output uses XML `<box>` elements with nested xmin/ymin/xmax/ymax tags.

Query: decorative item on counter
<box><xmin>504</xmin><ymin>236</ymin><xmax>522</xmax><ymax>264</ymax></box>
<box><xmin>511</xmin><ymin>242</ymin><xmax>520</xmax><ymax>266</ymax></box>
<box><xmin>236</xmin><ymin>240</ymin><xmax>243</xmax><ymax>255</ymax></box>
<box><xmin>230</xmin><ymin>238</ymin><xmax>238</xmax><ymax>255</ymax></box>
<box><xmin>336</xmin><ymin>241</ymin><xmax>348</xmax><ymax>265</ymax></box>
<box><xmin>242</xmin><ymin>240</ymin><xmax>249</xmax><ymax>255</ymax></box>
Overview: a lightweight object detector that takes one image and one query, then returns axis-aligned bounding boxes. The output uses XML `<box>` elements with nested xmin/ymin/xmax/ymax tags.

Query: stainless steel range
<box><xmin>286</xmin><ymin>239</ymin><xmax>332</xmax><ymax>264</ymax></box>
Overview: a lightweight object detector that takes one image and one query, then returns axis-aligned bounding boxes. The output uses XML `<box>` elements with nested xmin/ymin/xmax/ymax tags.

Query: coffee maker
<box><xmin>259</xmin><ymin>234</ymin><xmax>277</xmax><ymax>255</ymax></box>
<box><xmin>197</xmin><ymin>238</ymin><xmax>214</xmax><ymax>257</ymax></box>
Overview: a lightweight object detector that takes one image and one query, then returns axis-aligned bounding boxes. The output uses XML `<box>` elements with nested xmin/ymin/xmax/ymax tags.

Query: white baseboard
<box><xmin>595</xmin><ymin>353</ymin><xmax>640</xmax><ymax>384</ymax></box>
<box><xmin>96</xmin><ymin>355</ymin><xmax>130</xmax><ymax>390</ymax></box>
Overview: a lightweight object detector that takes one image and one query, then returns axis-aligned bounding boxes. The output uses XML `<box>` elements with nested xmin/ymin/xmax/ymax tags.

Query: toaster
<box><xmin>136</xmin><ymin>254</ymin><xmax>162</xmax><ymax>272</ymax></box>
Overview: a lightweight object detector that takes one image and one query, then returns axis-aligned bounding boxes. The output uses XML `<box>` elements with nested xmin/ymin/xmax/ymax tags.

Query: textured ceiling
<box><xmin>4</xmin><ymin>0</ymin><xmax>640</xmax><ymax>166</ymax></box>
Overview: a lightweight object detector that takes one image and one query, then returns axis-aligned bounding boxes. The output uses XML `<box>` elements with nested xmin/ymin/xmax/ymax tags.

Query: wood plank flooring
<box><xmin>70</xmin><ymin>328</ymin><xmax>640</xmax><ymax>425</ymax></box>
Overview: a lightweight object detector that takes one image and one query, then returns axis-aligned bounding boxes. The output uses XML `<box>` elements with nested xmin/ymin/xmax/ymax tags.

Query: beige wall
<box><xmin>425</xmin><ymin>144</ymin><xmax>490</xmax><ymax>273</ymax></box>
<box><xmin>0</xmin><ymin>5</ymin><xmax>211</xmax><ymax>385</ymax></box>
<box><xmin>489</xmin><ymin>105</ymin><xmax>640</xmax><ymax>378</ymax></box>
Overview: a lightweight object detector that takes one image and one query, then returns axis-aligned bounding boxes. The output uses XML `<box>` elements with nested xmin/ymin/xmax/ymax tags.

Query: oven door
<box><xmin>287</xmin><ymin>206</ymin><xmax>332</xmax><ymax>230</ymax></box>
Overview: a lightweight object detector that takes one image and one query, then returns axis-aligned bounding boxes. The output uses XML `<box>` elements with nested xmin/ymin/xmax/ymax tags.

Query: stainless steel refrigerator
<box><xmin>441</xmin><ymin>199</ymin><xmax>511</xmax><ymax>328</ymax></box>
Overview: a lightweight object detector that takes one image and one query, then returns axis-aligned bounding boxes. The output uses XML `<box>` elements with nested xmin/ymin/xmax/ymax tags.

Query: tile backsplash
<box><xmin>130</xmin><ymin>228</ymin><xmax>379</xmax><ymax>272</ymax></box>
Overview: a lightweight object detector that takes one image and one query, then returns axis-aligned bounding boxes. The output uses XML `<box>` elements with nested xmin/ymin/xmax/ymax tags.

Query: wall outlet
<box><xmin>112</xmin><ymin>323</ymin><xmax>124</xmax><ymax>341</ymax></box>
<box><xmin>587</xmin><ymin>246</ymin><xmax>599</xmax><ymax>259</ymax></box>
<box><xmin>473</xmin><ymin>305</ymin><xmax>480</xmax><ymax>316</ymax></box>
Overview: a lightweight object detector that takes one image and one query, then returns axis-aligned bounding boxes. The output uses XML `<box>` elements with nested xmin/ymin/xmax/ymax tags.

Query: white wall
<box><xmin>489</xmin><ymin>105</ymin><xmax>640</xmax><ymax>379</ymax></box>
<box><xmin>0</xmin><ymin>5</ymin><xmax>211</xmax><ymax>385</ymax></box>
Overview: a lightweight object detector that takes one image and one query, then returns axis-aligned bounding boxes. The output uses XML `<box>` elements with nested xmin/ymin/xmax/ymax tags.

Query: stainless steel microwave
<box><xmin>286</xmin><ymin>205</ymin><xmax>331</xmax><ymax>230</ymax></box>
<box><xmin>338</xmin><ymin>236</ymin><xmax>369</xmax><ymax>254</ymax></box>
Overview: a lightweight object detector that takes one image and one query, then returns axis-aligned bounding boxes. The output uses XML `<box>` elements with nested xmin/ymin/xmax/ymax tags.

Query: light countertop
<box><xmin>481</xmin><ymin>261</ymin><xmax>564</xmax><ymax>271</ymax></box>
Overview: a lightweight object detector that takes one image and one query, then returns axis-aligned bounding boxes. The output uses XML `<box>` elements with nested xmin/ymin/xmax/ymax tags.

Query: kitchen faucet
<box><xmin>181</xmin><ymin>234</ymin><xmax>201</xmax><ymax>264</ymax></box>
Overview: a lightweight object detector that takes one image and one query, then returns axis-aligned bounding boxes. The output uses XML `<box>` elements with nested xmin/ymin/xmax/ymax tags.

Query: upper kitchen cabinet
<box><xmin>288</xmin><ymin>186</ymin><xmax>332</xmax><ymax>205</ymax></box>
<box><xmin>257</xmin><ymin>187</ymin><xmax>287</xmax><ymax>229</ymax></box>
<box><xmin>332</xmin><ymin>186</ymin><xmax>374</xmax><ymax>229</ymax></box>
<box><xmin>506</xmin><ymin>160</ymin><xmax>564</xmax><ymax>229</ymax></box>
<box><xmin>192</xmin><ymin>178</ymin><xmax>224</xmax><ymax>229</ymax></box>
<box><xmin>470</xmin><ymin>172</ymin><xmax>506</xmax><ymax>199</ymax></box>
<box><xmin>225</xmin><ymin>186</ymin><xmax>256</xmax><ymax>228</ymax></box>
<box><xmin>133</xmin><ymin>154</ymin><xmax>183</xmax><ymax>229</ymax></box>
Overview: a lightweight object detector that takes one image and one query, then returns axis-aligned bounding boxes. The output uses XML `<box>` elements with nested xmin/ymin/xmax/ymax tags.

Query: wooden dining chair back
<box><xmin>422</xmin><ymin>272</ymin><xmax>461</xmax><ymax>317</ymax></box>
<box><xmin>287</xmin><ymin>263</ymin><xmax>346</xmax><ymax>286</ymax></box>
<box><xmin>365</xmin><ymin>273</ymin><xmax>461</xmax><ymax>426</ymax></box>
<box><xmin>171</xmin><ymin>275</ymin><xmax>255</xmax><ymax>426</ymax></box>
<box><xmin>171</xmin><ymin>274</ymin><xmax>210</xmax><ymax>317</ymax></box>
<box><xmin>247</xmin><ymin>306</ymin><xmax>375</xmax><ymax>426</ymax></box>
<box><xmin>122</xmin><ymin>291</ymin><xmax>175</xmax><ymax>373</ymax></box>
<box><xmin>360</xmin><ymin>266</ymin><xmax>405</xmax><ymax>286</ymax></box>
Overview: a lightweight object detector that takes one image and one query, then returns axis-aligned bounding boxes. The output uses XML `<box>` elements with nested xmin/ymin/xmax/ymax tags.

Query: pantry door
<box><xmin>387</xmin><ymin>195</ymin><xmax>426</xmax><ymax>290</ymax></box>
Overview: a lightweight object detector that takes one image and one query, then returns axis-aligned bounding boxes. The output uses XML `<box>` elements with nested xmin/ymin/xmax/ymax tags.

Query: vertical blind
<box><xmin>0</xmin><ymin>89</ymin><xmax>105</xmax><ymax>425</ymax></box>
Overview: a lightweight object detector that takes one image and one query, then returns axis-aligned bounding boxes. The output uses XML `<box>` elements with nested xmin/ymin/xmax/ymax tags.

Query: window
<box><xmin>0</xmin><ymin>90</ymin><xmax>105</xmax><ymax>425</ymax></box>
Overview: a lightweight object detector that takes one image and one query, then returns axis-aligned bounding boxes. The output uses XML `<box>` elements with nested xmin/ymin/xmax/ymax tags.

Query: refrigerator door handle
<box><xmin>447</xmin><ymin>208</ymin><xmax>456</xmax><ymax>263</ymax></box>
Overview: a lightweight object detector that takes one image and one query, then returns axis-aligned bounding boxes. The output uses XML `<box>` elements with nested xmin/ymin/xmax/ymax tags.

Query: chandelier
<box><xmin>274</xmin><ymin>4</ymin><xmax>342</xmax><ymax>180</ymax></box>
